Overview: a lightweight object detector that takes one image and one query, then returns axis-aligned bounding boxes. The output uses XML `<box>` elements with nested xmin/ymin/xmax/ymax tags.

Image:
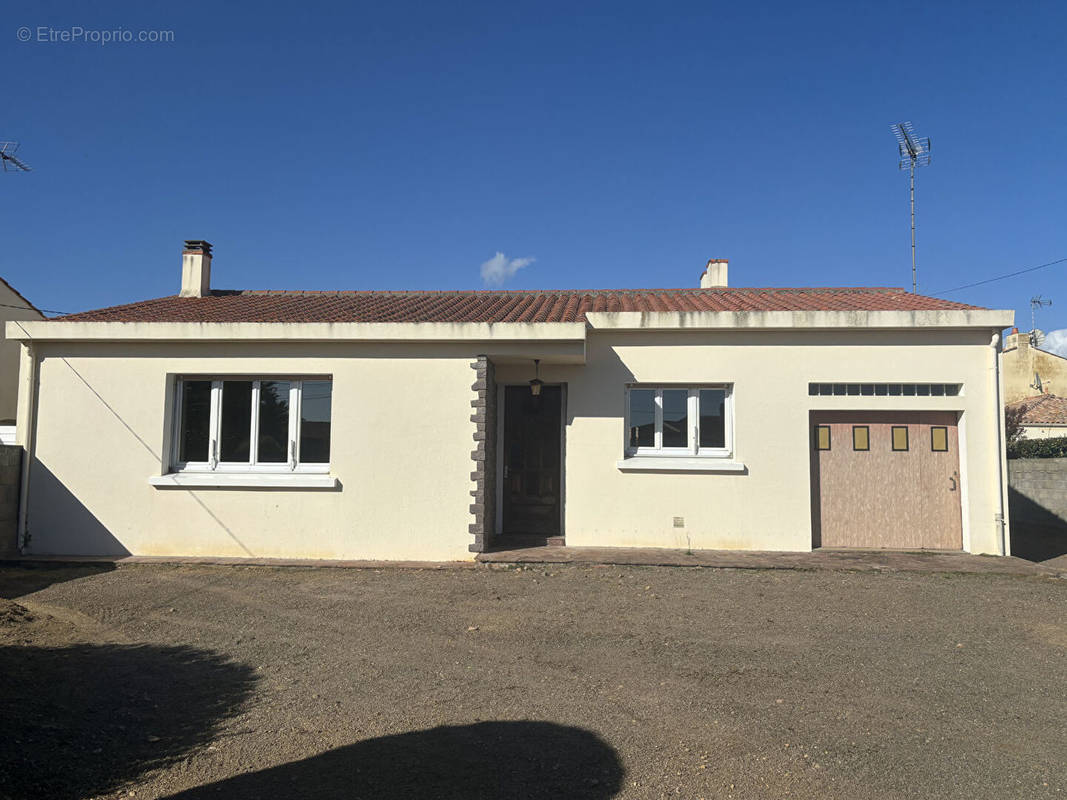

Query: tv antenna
<box><xmin>890</xmin><ymin>122</ymin><xmax>931</xmax><ymax>293</ymax></box>
<box><xmin>1030</xmin><ymin>295</ymin><xmax>1052</xmax><ymax>345</ymax></box>
<box><xmin>0</xmin><ymin>142</ymin><xmax>31</xmax><ymax>172</ymax></box>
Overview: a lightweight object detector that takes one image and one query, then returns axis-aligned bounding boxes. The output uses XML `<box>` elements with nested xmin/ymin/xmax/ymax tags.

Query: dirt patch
<box><xmin>0</xmin><ymin>589</ymin><xmax>256</xmax><ymax>800</ymax></box>
<box><xmin>1028</xmin><ymin>621</ymin><xmax>1067</xmax><ymax>649</ymax></box>
<box><xmin>0</xmin><ymin>598</ymin><xmax>35</xmax><ymax>626</ymax></box>
<box><xmin>0</xmin><ymin>597</ymin><xmax>79</xmax><ymax>647</ymax></box>
<box><xmin>1</xmin><ymin>563</ymin><xmax>1065</xmax><ymax>799</ymax></box>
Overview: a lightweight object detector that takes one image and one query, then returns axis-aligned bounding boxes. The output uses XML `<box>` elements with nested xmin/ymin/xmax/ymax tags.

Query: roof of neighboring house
<box><xmin>1007</xmin><ymin>394</ymin><xmax>1067</xmax><ymax>426</ymax></box>
<box><xmin>0</xmin><ymin>277</ymin><xmax>43</xmax><ymax>317</ymax></box>
<box><xmin>54</xmin><ymin>287</ymin><xmax>983</xmax><ymax>324</ymax></box>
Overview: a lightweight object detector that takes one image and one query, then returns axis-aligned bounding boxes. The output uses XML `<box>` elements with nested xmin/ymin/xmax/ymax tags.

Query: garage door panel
<box><xmin>812</xmin><ymin>411</ymin><xmax>962</xmax><ymax>550</ymax></box>
<box><xmin>918</xmin><ymin>411</ymin><xmax>964</xmax><ymax>550</ymax></box>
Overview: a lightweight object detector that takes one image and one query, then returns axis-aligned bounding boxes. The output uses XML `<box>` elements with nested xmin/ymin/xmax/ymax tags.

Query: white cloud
<box><xmin>1041</xmin><ymin>329</ymin><xmax>1067</xmax><ymax>357</ymax></box>
<box><xmin>480</xmin><ymin>251</ymin><xmax>535</xmax><ymax>287</ymax></box>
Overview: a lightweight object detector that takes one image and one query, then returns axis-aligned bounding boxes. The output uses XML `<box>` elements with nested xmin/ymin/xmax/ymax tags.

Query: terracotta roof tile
<box><xmin>53</xmin><ymin>287</ymin><xmax>983</xmax><ymax>324</ymax></box>
<box><xmin>1007</xmin><ymin>394</ymin><xmax>1067</xmax><ymax>426</ymax></box>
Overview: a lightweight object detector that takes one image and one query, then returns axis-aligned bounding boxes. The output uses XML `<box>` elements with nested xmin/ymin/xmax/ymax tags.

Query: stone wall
<box><xmin>1007</xmin><ymin>457</ymin><xmax>1067</xmax><ymax>561</ymax></box>
<box><xmin>0</xmin><ymin>445</ymin><xmax>21</xmax><ymax>556</ymax></box>
<box><xmin>469</xmin><ymin>356</ymin><xmax>497</xmax><ymax>553</ymax></box>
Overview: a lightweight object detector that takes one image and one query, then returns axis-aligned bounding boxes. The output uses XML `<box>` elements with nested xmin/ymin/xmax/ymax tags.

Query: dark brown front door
<box><xmin>502</xmin><ymin>385</ymin><xmax>562</xmax><ymax>536</ymax></box>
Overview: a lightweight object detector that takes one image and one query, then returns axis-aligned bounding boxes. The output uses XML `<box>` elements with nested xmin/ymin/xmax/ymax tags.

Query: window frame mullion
<box><xmin>172</xmin><ymin>379</ymin><xmax>187</xmax><ymax>466</ymax></box>
<box><xmin>249</xmin><ymin>380</ymin><xmax>261</xmax><ymax>466</ymax></box>
<box><xmin>689</xmin><ymin>389</ymin><xmax>699</xmax><ymax>456</ymax></box>
<box><xmin>208</xmin><ymin>380</ymin><xmax>222</xmax><ymax>469</ymax></box>
<box><xmin>654</xmin><ymin>390</ymin><xmax>663</xmax><ymax>450</ymax></box>
<box><xmin>725</xmin><ymin>386</ymin><xmax>734</xmax><ymax>456</ymax></box>
<box><xmin>289</xmin><ymin>380</ymin><xmax>301</xmax><ymax>469</ymax></box>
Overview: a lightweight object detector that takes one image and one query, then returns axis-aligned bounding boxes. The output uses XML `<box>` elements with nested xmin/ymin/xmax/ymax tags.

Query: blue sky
<box><xmin>2</xmin><ymin>0</ymin><xmax>1066</xmax><ymax>337</ymax></box>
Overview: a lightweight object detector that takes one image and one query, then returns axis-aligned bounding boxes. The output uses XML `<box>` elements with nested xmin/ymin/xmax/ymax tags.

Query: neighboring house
<box><xmin>1005</xmin><ymin>394</ymin><xmax>1067</xmax><ymax>440</ymax></box>
<box><xmin>6</xmin><ymin>241</ymin><xmax>1015</xmax><ymax>561</ymax></box>
<box><xmin>0</xmin><ymin>278</ymin><xmax>45</xmax><ymax>444</ymax></box>
<box><xmin>1001</xmin><ymin>327</ymin><xmax>1067</xmax><ymax>403</ymax></box>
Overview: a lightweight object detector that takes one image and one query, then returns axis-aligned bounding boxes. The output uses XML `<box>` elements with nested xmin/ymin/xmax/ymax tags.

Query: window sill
<box><xmin>149</xmin><ymin>473</ymin><xmax>339</xmax><ymax>489</ymax></box>
<box><xmin>616</xmin><ymin>457</ymin><xmax>747</xmax><ymax>473</ymax></box>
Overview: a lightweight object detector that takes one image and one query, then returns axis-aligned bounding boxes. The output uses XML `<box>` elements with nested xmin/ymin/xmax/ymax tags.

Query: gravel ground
<box><xmin>1</xmin><ymin>562</ymin><xmax>1065</xmax><ymax>799</ymax></box>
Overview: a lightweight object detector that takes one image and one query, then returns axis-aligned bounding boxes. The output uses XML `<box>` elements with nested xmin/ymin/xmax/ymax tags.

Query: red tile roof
<box><xmin>1006</xmin><ymin>394</ymin><xmax>1067</xmax><ymax>426</ymax></box>
<box><xmin>54</xmin><ymin>287</ymin><xmax>982</xmax><ymax>324</ymax></box>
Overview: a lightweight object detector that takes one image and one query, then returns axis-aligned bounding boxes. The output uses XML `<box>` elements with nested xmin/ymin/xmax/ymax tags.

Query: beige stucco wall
<box><xmin>0</xmin><ymin>281</ymin><xmax>44</xmax><ymax>424</ymax></box>
<box><xmin>498</xmin><ymin>328</ymin><xmax>1007</xmax><ymax>555</ymax></box>
<box><xmin>1002</xmin><ymin>332</ymin><xmax>1067</xmax><ymax>403</ymax></box>
<box><xmin>21</xmin><ymin>342</ymin><xmax>479</xmax><ymax>561</ymax></box>
<box><xmin>14</xmin><ymin>325</ymin><xmax>1009</xmax><ymax>560</ymax></box>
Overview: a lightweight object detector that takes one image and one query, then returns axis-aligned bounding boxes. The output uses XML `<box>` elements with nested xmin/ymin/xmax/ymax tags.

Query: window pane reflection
<box><xmin>179</xmin><ymin>380</ymin><xmax>211</xmax><ymax>462</ymax></box>
<box><xmin>258</xmin><ymin>381</ymin><xmax>290</xmax><ymax>463</ymax></box>
<box><xmin>629</xmin><ymin>389</ymin><xmax>654</xmax><ymax>448</ymax></box>
<box><xmin>699</xmin><ymin>389</ymin><xmax>725</xmax><ymax>448</ymax></box>
<box><xmin>300</xmin><ymin>381</ymin><xmax>332</xmax><ymax>463</ymax></box>
<box><xmin>662</xmin><ymin>389</ymin><xmax>688</xmax><ymax>448</ymax></box>
<box><xmin>220</xmin><ymin>381</ymin><xmax>253</xmax><ymax>462</ymax></box>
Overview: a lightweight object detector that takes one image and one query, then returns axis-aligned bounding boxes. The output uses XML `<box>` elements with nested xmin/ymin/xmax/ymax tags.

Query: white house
<box><xmin>6</xmin><ymin>241</ymin><xmax>1014</xmax><ymax>560</ymax></box>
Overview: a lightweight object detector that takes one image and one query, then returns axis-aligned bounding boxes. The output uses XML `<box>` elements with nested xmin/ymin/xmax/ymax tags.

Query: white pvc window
<box><xmin>174</xmin><ymin>378</ymin><xmax>332</xmax><ymax>473</ymax></box>
<box><xmin>625</xmin><ymin>385</ymin><xmax>732</xmax><ymax>458</ymax></box>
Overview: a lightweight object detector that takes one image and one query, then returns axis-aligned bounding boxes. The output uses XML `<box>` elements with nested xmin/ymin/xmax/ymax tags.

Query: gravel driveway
<box><xmin>1</xmin><ymin>562</ymin><xmax>1064</xmax><ymax>799</ymax></box>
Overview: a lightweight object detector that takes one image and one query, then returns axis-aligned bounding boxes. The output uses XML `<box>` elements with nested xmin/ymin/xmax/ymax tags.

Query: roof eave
<box><xmin>584</xmin><ymin>309</ymin><xmax>1014</xmax><ymax>330</ymax></box>
<box><xmin>5</xmin><ymin>320</ymin><xmax>589</xmax><ymax>343</ymax></box>
<box><xmin>7</xmin><ymin>308</ymin><xmax>1014</xmax><ymax>342</ymax></box>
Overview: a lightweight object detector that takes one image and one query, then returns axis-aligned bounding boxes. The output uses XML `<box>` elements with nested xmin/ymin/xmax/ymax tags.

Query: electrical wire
<box><xmin>931</xmin><ymin>256</ymin><xmax>1067</xmax><ymax>296</ymax></box>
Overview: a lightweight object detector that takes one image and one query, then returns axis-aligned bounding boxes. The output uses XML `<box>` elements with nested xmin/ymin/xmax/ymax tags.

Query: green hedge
<box><xmin>1008</xmin><ymin>437</ymin><xmax>1067</xmax><ymax>459</ymax></box>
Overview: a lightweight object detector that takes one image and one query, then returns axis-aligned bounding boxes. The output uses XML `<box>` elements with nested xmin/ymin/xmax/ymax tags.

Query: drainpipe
<box><xmin>16</xmin><ymin>340</ymin><xmax>38</xmax><ymax>554</ymax></box>
<box><xmin>990</xmin><ymin>331</ymin><xmax>1007</xmax><ymax>555</ymax></box>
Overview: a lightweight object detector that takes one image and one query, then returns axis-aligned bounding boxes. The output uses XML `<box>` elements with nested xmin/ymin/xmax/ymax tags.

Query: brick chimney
<box><xmin>180</xmin><ymin>240</ymin><xmax>212</xmax><ymax>298</ymax></box>
<box><xmin>699</xmin><ymin>258</ymin><xmax>728</xmax><ymax>288</ymax></box>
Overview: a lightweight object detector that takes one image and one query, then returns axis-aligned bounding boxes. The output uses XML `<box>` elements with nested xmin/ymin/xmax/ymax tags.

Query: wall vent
<box><xmin>808</xmin><ymin>383</ymin><xmax>962</xmax><ymax>397</ymax></box>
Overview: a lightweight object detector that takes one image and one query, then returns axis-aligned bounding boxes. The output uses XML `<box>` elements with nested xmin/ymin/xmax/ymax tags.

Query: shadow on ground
<box><xmin>1008</xmin><ymin>488</ymin><xmax>1067</xmax><ymax>561</ymax></box>
<box><xmin>0</xmin><ymin>563</ymin><xmax>116</xmax><ymax>599</ymax></box>
<box><xmin>163</xmin><ymin>720</ymin><xmax>624</xmax><ymax>800</ymax></box>
<box><xmin>0</xmin><ymin>642</ymin><xmax>257</xmax><ymax>799</ymax></box>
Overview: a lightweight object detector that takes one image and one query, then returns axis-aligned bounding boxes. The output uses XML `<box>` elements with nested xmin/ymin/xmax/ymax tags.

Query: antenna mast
<box><xmin>890</xmin><ymin>122</ymin><xmax>931</xmax><ymax>293</ymax></box>
<box><xmin>1030</xmin><ymin>295</ymin><xmax>1052</xmax><ymax>344</ymax></box>
<box><xmin>0</xmin><ymin>141</ymin><xmax>31</xmax><ymax>172</ymax></box>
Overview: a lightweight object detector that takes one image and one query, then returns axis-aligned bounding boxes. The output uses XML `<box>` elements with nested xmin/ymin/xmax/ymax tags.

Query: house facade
<box><xmin>7</xmin><ymin>242</ymin><xmax>1014</xmax><ymax>561</ymax></box>
<box><xmin>1001</xmin><ymin>328</ymin><xmax>1067</xmax><ymax>403</ymax></box>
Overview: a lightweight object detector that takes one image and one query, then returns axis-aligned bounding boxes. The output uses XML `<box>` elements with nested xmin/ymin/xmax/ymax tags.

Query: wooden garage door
<box><xmin>811</xmin><ymin>411</ymin><xmax>962</xmax><ymax>550</ymax></box>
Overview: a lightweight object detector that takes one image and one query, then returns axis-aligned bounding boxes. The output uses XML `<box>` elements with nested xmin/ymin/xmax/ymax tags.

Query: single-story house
<box><xmin>7</xmin><ymin>241</ymin><xmax>1014</xmax><ymax>561</ymax></box>
<box><xmin>1005</xmin><ymin>394</ymin><xmax>1067</xmax><ymax>440</ymax></box>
